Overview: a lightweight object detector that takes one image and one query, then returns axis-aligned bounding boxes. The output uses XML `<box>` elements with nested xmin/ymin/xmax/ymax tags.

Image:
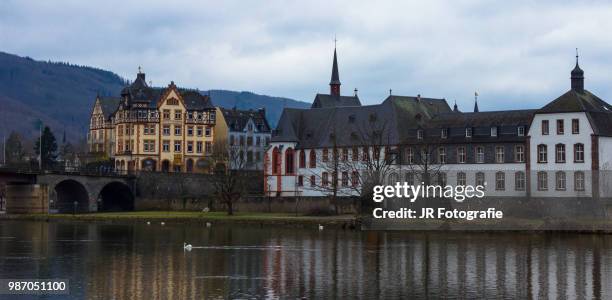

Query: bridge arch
<box><xmin>54</xmin><ymin>179</ymin><xmax>89</xmax><ymax>213</ymax></box>
<box><xmin>97</xmin><ymin>181</ymin><xmax>134</xmax><ymax>212</ymax></box>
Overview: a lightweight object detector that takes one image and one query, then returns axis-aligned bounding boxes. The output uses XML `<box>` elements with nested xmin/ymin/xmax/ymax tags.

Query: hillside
<box><xmin>0</xmin><ymin>51</ymin><xmax>309</xmax><ymax>143</ymax></box>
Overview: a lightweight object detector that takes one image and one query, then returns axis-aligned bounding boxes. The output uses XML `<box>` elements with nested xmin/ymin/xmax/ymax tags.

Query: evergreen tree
<box><xmin>5</xmin><ymin>131</ymin><xmax>25</xmax><ymax>164</ymax></box>
<box><xmin>34</xmin><ymin>126</ymin><xmax>58</xmax><ymax>169</ymax></box>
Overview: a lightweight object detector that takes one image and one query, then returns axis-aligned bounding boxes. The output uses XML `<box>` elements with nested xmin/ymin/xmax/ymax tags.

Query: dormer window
<box><xmin>465</xmin><ymin>128</ymin><xmax>472</xmax><ymax>138</ymax></box>
<box><xmin>441</xmin><ymin>129</ymin><xmax>448</xmax><ymax>139</ymax></box>
<box><xmin>491</xmin><ymin>126</ymin><xmax>497</xmax><ymax>137</ymax></box>
<box><xmin>518</xmin><ymin>126</ymin><xmax>525</xmax><ymax>136</ymax></box>
<box><xmin>417</xmin><ymin>129</ymin><xmax>424</xmax><ymax>140</ymax></box>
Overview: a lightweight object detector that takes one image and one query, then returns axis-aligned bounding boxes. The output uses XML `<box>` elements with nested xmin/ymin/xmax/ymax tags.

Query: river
<box><xmin>0</xmin><ymin>220</ymin><xmax>611</xmax><ymax>299</ymax></box>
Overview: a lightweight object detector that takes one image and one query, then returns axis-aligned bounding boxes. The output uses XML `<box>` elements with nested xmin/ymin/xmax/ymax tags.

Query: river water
<box><xmin>0</xmin><ymin>220</ymin><xmax>611</xmax><ymax>299</ymax></box>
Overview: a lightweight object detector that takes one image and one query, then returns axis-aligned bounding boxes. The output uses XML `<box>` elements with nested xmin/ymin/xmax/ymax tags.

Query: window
<box><xmin>187</xmin><ymin>126</ymin><xmax>194</xmax><ymax>136</ymax></box>
<box><xmin>341</xmin><ymin>171</ymin><xmax>349</xmax><ymax>187</ymax></box>
<box><xmin>205</xmin><ymin>127</ymin><xmax>211</xmax><ymax>137</ymax></box>
<box><xmin>196</xmin><ymin>141</ymin><xmax>203</xmax><ymax>153</ymax></box>
<box><xmin>574</xmin><ymin>171</ymin><xmax>585</xmax><ymax>191</ymax></box>
<box><xmin>419</xmin><ymin>148</ymin><xmax>430</xmax><ymax>164</ymax></box>
<box><xmin>542</xmin><ymin>120</ymin><xmax>549</xmax><ymax>135</ymax></box>
<box><xmin>495</xmin><ymin>172</ymin><xmax>505</xmax><ymax>190</ymax></box>
<box><xmin>537</xmin><ymin>171</ymin><xmax>548</xmax><ymax>191</ymax></box>
<box><xmin>457</xmin><ymin>172</ymin><xmax>466</xmax><ymax>186</ymax></box>
<box><xmin>163</xmin><ymin>109</ymin><xmax>170</xmax><ymax>120</ymax></box>
<box><xmin>438</xmin><ymin>147</ymin><xmax>446</xmax><ymax>164</ymax></box>
<box><xmin>205</xmin><ymin>141</ymin><xmax>212</xmax><ymax>154</ymax></box>
<box><xmin>352</xmin><ymin>171</ymin><xmax>359</xmax><ymax>186</ymax></box>
<box><xmin>299</xmin><ymin>150</ymin><xmax>306</xmax><ymax>168</ymax></box>
<box><xmin>515</xmin><ymin>172</ymin><xmax>525</xmax><ymax>191</ymax></box>
<box><xmin>256</xmin><ymin>152</ymin><xmax>261</xmax><ymax>162</ymax></box>
<box><xmin>322</xmin><ymin>149</ymin><xmax>329</xmax><ymax>162</ymax></box>
<box><xmin>285</xmin><ymin>149</ymin><xmax>294</xmax><ymax>174</ymax></box>
<box><xmin>174</xmin><ymin>141</ymin><xmax>182</xmax><ymax>152</ymax></box>
<box><xmin>187</xmin><ymin>111</ymin><xmax>193</xmax><ymax>120</ymax></box>
<box><xmin>256</xmin><ymin>136</ymin><xmax>261</xmax><ymax>146</ymax></box>
<box><xmin>197</xmin><ymin>126</ymin><xmax>203</xmax><ymax>137</ymax></box>
<box><xmin>406</xmin><ymin>148</ymin><xmax>414</xmax><ymax>164</ymax></box>
<box><xmin>491</xmin><ymin>127</ymin><xmax>498</xmax><ymax>137</ymax></box>
<box><xmin>309</xmin><ymin>150</ymin><xmax>316</xmax><ymax>168</ymax></box>
<box><xmin>362</xmin><ymin>146</ymin><xmax>370</xmax><ymax>161</ymax></box>
<box><xmin>466</xmin><ymin>128</ymin><xmax>472</xmax><ymax>138</ymax></box>
<box><xmin>555</xmin><ymin>144</ymin><xmax>566</xmax><ymax>163</ymax></box>
<box><xmin>406</xmin><ymin>172</ymin><xmax>415</xmax><ymax>186</ymax></box>
<box><xmin>310</xmin><ymin>175</ymin><xmax>316</xmax><ymax>187</ymax></box>
<box><xmin>162</xmin><ymin>140</ymin><xmax>170</xmax><ymax>152</ymax></box>
<box><xmin>574</xmin><ymin>143</ymin><xmax>584</xmax><ymax>162</ymax></box>
<box><xmin>476</xmin><ymin>172</ymin><xmax>485</xmax><ymax>187</ymax></box>
<box><xmin>556</xmin><ymin>119</ymin><xmax>564</xmax><ymax>134</ymax></box>
<box><xmin>240</xmin><ymin>136</ymin><xmax>245</xmax><ymax>146</ymax></box>
<box><xmin>144</xmin><ymin>140</ymin><xmax>155</xmax><ymax>152</ymax></box>
<box><xmin>373</xmin><ymin>147</ymin><xmax>380</xmax><ymax>161</ymax></box>
<box><xmin>476</xmin><ymin>146</ymin><xmax>485</xmax><ymax>163</ymax></box>
<box><xmin>187</xmin><ymin>141</ymin><xmax>194</xmax><ymax>153</ymax></box>
<box><xmin>572</xmin><ymin>119</ymin><xmax>580</xmax><ymax>134</ymax></box>
<box><xmin>342</xmin><ymin>148</ymin><xmax>349</xmax><ymax>161</ymax></box>
<box><xmin>417</xmin><ymin>129</ymin><xmax>424</xmax><ymax>140</ymax></box>
<box><xmin>144</xmin><ymin>124</ymin><xmax>155</xmax><ymax>135</ymax></box>
<box><xmin>457</xmin><ymin>147</ymin><xmax>466</xmax><ymax>163</ymax></box>
<box><xmin>437</xmin><ymin>173</ymin><xmax>447</xmax><ymax>186</ymax></box>
<box><xmin>556</xmin><ymin>171</ymin><xmax>566</xmax><ymax>190</ymax></box>
<box><xmin>518</xmin><ymin>126</ymin><xmax>525</xmax><ymax>136</ymax></box>
<box><xmin>161</xmin><ymin>125</ymin><xmax>171</xmax><ymax>136</ymax></box>
<box><xmin>512</xmin><ymin>145</ymin><xmax>524</xmax><ymax>162</ymax></box>
<box><xmin>495</xmin><ymin>146</ymin><xmax>504</xmax><ymax>163</ymax></box>
<box><xmin>352</xmin><ymin>147</ymin><xmax>359</xmax><ymax>161</ymax></box>
<box><xmin>537</xmin><ymin>144</ymin><xmax>547</xmax><ymax>163</ymax></box>
<box><xmin>247</xmin><ymin>137</ymin><xmax>253</xmax><ymax>146</ymax></box>
<box><xmin>298</xmin><ymin>175</ymin><xmax>303</xmax><ymax>187</ymax></box>
<box><xmin>322</xmin><ymin>172</ymin><xmax>329</xmax><ymax>186</ymax></box>
<box><xmin>174</xmin><ymin>125</ymin><xmax>182</xmax><ymax>136</ymax></box>
<box><xmin>441</xmin><ymin>128</ymin><xmax>448</xmax><ymax>139</ymax></box>
<box><xmin>174</xmin><ymin>110</ymin><xmax>182</xmax><ymax>120</ymax></box>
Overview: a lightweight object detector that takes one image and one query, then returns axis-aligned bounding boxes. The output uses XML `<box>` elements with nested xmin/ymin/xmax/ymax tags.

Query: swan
<box><xmin>206</xmin><ymin>222</ymin><xmax>212</xmax><ymax>228</ymax></box>
<box><xmin>183</xmin><ymin>242</ymin><xmax>192</xmax><ymax>251</ymax></box>
<box><xmin>318</xmin><ymin>224</ymin><xmax>324</xmax><ymax>231</ymax></box>
<box><xmin>146</xmin><ymin>221</ymin><xmax>151</xmax><ymax>225</ymax></box>
<box><xmin>161</xmin><ymin>222</ymin><xmax>165</xmax><ymax>226</ymax></box>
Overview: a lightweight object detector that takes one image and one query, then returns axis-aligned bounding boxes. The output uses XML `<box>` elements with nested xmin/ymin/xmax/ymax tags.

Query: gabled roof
<box><xmin>221</xmin><ymin>107</ymin><xmax>271</xmax><ymax>133</ymax></box>
<box><xmin>98</xmin><ymin>97</ymin><xmax>122</xmax><ymax>120</ymax></box>
<box><xmin>311</xmin><ymin>93</ymin><xmax>361</xmax><ymax>108</ymax></box>
<box><xmin>537</xmin><ymin>89</ymin><xmax>612</xmax><ymax>114</ymax></box>
<box><xmin>431</xmin><ymin>109</ymin><xmax>536</xmax><ymax>127</ymax></box>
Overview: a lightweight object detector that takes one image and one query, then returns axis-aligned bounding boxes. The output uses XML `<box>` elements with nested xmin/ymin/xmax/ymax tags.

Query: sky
<box><xmin>2</xmin><ymin>0</ymin><xmax>612</xmax><ymax>111</ymax></box>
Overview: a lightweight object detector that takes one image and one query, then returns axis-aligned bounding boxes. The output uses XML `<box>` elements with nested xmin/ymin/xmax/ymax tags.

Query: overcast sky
<box><xmin>2</xmin><ymin>0</ymin><xmax>612</xmax><ymax>111</ymax></box>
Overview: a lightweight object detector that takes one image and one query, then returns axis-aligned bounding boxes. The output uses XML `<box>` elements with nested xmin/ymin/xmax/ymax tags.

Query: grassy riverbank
<box><xmin>0</xmin><ymin>211</ymin><xmax>359</xmax><ymax>228</ymax></box>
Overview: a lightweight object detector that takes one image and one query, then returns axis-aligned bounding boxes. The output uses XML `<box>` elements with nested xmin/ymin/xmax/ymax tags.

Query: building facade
<box><xmin>88</xmin><ymin>71</ymin><xmax>216</xmax><ymax>173</ymax></box>
<box><xmin>265</xmin><ymin>50</ymin><xmax>612</xmax><ymax>201</ymax></box>
<box><xmin>213</xmin><ymin>107</ymin><xmax>271</xmax><ymax>170</ymax></box>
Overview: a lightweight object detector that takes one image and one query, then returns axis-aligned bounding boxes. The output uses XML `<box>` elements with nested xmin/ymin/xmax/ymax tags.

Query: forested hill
<box><xmin>0</xmin><ymin>51</ymin><xmax>309</xmax><ymax>143</ymax></box>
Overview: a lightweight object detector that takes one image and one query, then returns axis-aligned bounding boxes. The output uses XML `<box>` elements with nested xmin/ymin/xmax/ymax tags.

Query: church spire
<box><xmin>473</xmin><ymin>91</ymin><xmax>479</xmax><ymax>112</ymax></box>
<box><xmin>330</xmin><ymin>43</ymin><xmax>341</xmax><ymax>96</ymax></box>
<box><xmin>571</xmin><ymin>48</ymin><xmax>584</xmax><ymax>92</ymax></box>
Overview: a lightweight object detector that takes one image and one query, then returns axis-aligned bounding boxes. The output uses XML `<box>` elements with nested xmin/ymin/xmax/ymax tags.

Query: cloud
<box><xmin>2</xmin><ymin>0</ymin><xmax>612</xmax><ymax>111</ymax></box>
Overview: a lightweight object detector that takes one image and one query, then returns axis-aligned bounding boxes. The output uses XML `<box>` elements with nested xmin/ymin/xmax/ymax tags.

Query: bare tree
<box><xmin>402</xmin><ymin>138</ymin><xmax>446</xmax><ymax>186</ymax></box>
<box><xmin>306</xmin><ymin>115</ymin><xmax>397</xmax><ymax>213</ymax></box>
<box><xmin>206</xmin><ymin>142</ymin><xmax>249</xmax><ymax>215</ymax></box>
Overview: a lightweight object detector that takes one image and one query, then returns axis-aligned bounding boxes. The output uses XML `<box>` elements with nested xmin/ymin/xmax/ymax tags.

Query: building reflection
<box><xmin>0</xmin><ymin>222</ymin><xmax>611</xmax><ymax>299</ymax></box>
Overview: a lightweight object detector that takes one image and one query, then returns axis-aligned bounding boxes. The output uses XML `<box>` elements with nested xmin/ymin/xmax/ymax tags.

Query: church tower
<box><xmin>571</xmin><ymin>49</ymin><xmax>584</xmax><ymax>92</ymax></box>
<box><xmin>330</xmin><ymin>48</ymin><xmax>341</xmax><ymax>96</ymax></box>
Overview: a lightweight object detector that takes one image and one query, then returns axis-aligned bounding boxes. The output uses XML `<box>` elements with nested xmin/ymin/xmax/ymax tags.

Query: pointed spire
<box><xmin>474</xmin><ymin>92</ymin><xmax>479</xmax><ymax>112</ymax></box>
<box><xmin>571</xmin><ymin>48</ymin><xmax>584</xmax><ymax>91</ymax></box>
<box><xmin>329</xmin><ymin>42</ymin><xmax>341</xmax><ymax>96</ymax></box>
<box><xmin>453</xmin><ymin>100</ymin><xmax>459</xmax><ymax>112</ymax></box>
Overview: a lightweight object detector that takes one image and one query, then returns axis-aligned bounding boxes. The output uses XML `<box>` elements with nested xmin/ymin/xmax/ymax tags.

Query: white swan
<box><xmin>161</xmin><ymin>222</ymin><xmax>165</xmax><ymax>226</ymax></box>
<box><xmin>146</xmin><ymin>221</ymin><xmax>151</xmax><ymax>225</ymax></box>
<box><xmin>206</xmin><ymin>222</ymin><xmax>212</xmax><ymax>228</ymax></box>
<box><xmin>183</xmin><ymin>242</ymin><xmax>192</xmax><ymax>251</ymax></box>
<box><xmin>318</xmin><ymin>224</ymin><xmax>324</xmax><ymax>231</ymax></box>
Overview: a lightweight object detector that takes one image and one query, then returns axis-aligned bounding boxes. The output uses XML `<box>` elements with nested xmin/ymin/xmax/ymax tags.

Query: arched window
<box><xmin>537</xmin><ymin>144</ymin><xmax>547</xmax><ymax>163</ymax></box>
<box><xmin>555</xmin><ymin>144</ymin><xmax>566</xmax><ymax>163</ymax></box>
<box><xmin>285</xmin><ymin>148</ymin><xmax>295</xmax><ymax>174</ymax></box>
<box><xmin>299</xmin><ymin>150</ymin><xmax>306</xmax><ymax>168</ymax></box>
<box><xmin>272</xmin><ymin>147</ymin><xmax>281</xmax><ymax>175</ymax></box>
<box><xmin>574</xmin><ymin>143</ymin><xmax>584</xmax><ymax>162</ymax></box>
<box><xmin>309</xmin><ymin>150</ymin><xmax>316</xmax><ymax>168</ymax></box>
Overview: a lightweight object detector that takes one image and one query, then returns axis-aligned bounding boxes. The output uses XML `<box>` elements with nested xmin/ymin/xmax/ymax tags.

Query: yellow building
<box><xmin>89</xmin><ymin>96</ymin><xmax>121</xmax><ymax>156</ymax></box>
<box><xmin>88</xmin><ymin>70</ymin><xmax>216</xmax><ymax>173</ymax></box>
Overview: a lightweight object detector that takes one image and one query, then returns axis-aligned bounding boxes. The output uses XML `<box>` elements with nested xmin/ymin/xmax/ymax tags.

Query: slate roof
<box><xmin>311</xmin><ymin>94</ymin><xmax>361</xmax><ymax>108</ymax></box>
<box><xmin>537</xmin><ymin>89</ymin><xmax>612</xmax><ymax>136</ymax></box>
<box><xmin>98</xmin><ymin>97</ymin><xmax>122</xmax><ymax>120</ymax></box>
<box><xmin>120</xmin><ymin>73</ymin><xmax>213</xmax><ymax>110</ymax></box>
<box><xmin>221</xmin><ymin>107</ymin><xmax>271</xmax><ymax>133</ymax></box>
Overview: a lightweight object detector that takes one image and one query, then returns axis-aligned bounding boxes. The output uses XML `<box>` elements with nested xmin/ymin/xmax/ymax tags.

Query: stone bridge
<box><xmin>0</xmin><ymin>169</ymin><xmax>135</xmax><ymax>213</ymax></box>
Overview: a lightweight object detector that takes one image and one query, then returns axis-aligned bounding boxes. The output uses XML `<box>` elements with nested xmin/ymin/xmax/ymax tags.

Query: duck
<box><xmin>318</xmin><ymin>224</ymin><xmax>324</xmax><ymax>231</ymax></box>
<box><xmin>183</xmin><ymin>242</ymin><xmax>193</xmax><ymax>251</ymax></box>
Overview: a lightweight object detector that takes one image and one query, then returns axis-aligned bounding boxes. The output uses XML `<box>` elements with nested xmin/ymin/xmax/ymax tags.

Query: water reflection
<box><xmin>0</xmin><ymin>221</ymin><xmax>611</xmax><ymax>299</ymax></box>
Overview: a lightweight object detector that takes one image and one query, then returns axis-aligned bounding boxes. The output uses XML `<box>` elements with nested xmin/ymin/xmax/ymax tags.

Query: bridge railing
<box><xmin>0</xmin><ymin>164</ymin><xmax>134</xmax><ymax>178</ymax></box>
